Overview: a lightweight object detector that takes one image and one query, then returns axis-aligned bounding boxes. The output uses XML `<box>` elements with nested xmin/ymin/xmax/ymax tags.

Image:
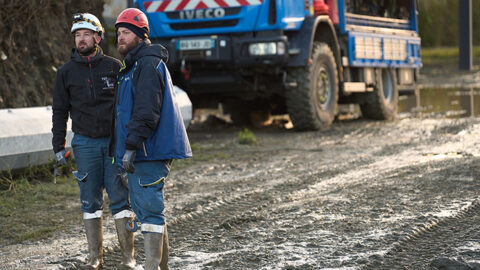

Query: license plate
<box><xmin>177</xmin><ymin>39</ymin><xmax>214</xmax><ymax>51</ymax></box>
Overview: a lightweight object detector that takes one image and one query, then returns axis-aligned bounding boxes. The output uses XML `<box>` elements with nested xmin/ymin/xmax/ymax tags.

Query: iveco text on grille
<box><xmin>179</xmin><ymin>8</ymin><xmax>225</xmax><ymax>20</ymax></box>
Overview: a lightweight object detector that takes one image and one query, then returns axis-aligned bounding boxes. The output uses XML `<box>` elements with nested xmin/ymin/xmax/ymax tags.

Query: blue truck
<box><xmin>132</xmin><ymin>0</ymin><xmax>422</xmax><ymax>130</ymax></box>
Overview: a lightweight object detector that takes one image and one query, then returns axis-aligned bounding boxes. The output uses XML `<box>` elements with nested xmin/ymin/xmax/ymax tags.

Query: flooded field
<box><xmin>399</xmin><ymin>87</ymin><xmax>480</xmax><ymax>118</ymax></box>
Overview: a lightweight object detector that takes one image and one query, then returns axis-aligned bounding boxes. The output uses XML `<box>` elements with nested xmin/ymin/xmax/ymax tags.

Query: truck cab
<box><xmin>133</xmin><ymin>0</ymin><xmax>422</xmax><ymax>129</ymax></box>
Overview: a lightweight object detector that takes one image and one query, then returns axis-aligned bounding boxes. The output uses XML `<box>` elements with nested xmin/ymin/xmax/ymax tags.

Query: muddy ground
<box><xmin>1</xmin><ymin>66</ymin><xmax>480</xmax><ymax>270</ymax></box>
<box><xmin>2</xmin><ymin>112</ymin><xmax>480</xmax><ymax>269</ymax></box>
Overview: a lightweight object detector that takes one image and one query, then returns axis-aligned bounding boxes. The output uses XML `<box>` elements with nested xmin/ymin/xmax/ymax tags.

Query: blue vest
<box><xmin>115</xmin><ymin>60</ymin><xmax>192</xmax><ymax>166</ymax></box>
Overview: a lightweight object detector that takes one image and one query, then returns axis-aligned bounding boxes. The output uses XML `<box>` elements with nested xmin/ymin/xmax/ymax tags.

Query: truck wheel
<box><xmin>360</xmin><ymin>68</ymin><xmax>398</xmax><ymax>120</ymax></box>
<box><xmin>286</xmin><ymin>42</ymin><xmax>338</xmax><ymax>130</ymax></box>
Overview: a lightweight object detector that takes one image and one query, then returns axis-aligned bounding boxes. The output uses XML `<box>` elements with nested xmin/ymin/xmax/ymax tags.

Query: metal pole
<box><xmin>470</xmin><ymin>87</ymin><xmax>475</xmax><ymax>117</ymax></box>
<box><xmin>458</xmin><ymin>0</ymin><xmax>472</xmax><ymax>71</ymax></box>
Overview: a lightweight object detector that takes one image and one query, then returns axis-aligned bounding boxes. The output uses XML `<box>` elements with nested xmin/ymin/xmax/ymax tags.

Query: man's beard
<box><xmin>77</xmin><ymin>42</ymin><xmax>97</xmax><ymax>56</ymax></box>
<box><xmin>117</xmin><ymin>38</ymin><xmax>141</xmax><ymax>57</ymax></box>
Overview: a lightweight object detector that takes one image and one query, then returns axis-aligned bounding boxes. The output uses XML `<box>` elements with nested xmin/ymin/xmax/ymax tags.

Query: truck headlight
<box><xmin>276</xmin><ymin>42</ymin><xmax>286</xmax><ymax>55</ymax></box>
<box><xmin>249</xmin><ymin>42</ymin><xmax>277</xmax><ymax>56</ymax></box>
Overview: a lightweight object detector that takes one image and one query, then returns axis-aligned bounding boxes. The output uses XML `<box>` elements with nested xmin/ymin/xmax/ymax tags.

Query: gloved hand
<box><xmin>55</xmin><ymin>149</ymin><xmax>70</xmax><ymax>166</ymax></box>
<box><xmin>122</xmin><ymin>150</ymin><xmax>136</xmax><ymax>174</ymax></box>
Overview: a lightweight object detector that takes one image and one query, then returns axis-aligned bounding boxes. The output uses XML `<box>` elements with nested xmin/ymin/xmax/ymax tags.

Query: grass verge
<box><xmin>0</xmin><ymin>174</ymin><xmax>81</xmax><ymax>246</ymax></box>
<box><xmin>0</xmin><ymin>141</ymin><xmax>232</xmax><ymax>246</ymax></box>
<box><xmin>422</xmin><ymin>46</ymin><xmax>480</xmax><ymax>66</ymax></box>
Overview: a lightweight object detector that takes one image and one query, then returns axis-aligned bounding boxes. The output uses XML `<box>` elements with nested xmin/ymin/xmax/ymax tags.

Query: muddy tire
<box><xmin>360</xmin><ymin>68</ymin><xmax>398</xmax><ymax>120</ymax></box>
<box><xmin>286</xmin><ymin>42</ymin><xmax>338</xmax><ymax>130</ymax></box>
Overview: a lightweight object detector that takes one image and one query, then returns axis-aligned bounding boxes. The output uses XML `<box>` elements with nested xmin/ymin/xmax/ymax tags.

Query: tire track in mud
<box><xmin>166</xmin><ymin>137</ymin><xmax>480</xmax><ymax>269</ymax></box>
<box><xmin>363</xmin><ymin>199</ymin><xmax>480</xmax><ymax>270</ymax></box>
<box><xmin>97</xmin><ymin>150</ymin><xmax>378</xmax><ymax>269</ymax></box>
<box><xmin>60</xmin><ymin>119</ymin><xmax>480</xmax><ymax>269</ymax></box>
<box><xmin>129</xmin><ymin>136</ymin><xmax>441</xmax><ymax>269</ymax></box>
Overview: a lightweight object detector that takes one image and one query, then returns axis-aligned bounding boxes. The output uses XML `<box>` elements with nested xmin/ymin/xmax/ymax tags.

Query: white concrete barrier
<box><xmin>0</xmin><ymin>106</ymin><xmax>73</xmax><ymax>171</ymax></box>
<box><xmin>0</xmin><ymin>86</ymin><xmax>192</xmax><ymax>172</ymax></box>
<box><xmin>174</xmin><ymin>85</ymin><xmax>193</xmax><ymax>129</ymax></box>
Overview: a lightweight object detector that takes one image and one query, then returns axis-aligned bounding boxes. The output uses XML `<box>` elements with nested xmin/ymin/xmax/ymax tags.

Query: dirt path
<box><xmin>2</xmin><ymin>116</ymin><xmax>480</xmax><ymax>269</ymax></box>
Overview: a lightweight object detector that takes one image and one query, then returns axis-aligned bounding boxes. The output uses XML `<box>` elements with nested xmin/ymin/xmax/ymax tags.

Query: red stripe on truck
<box><xmin>196</xmin><ymin>1</ymin><xmax>209</xmax><ymax>9</ymax></box>
<box><xmin>144</xmin><ymin>1</ymin><xmax>153</xmax><ymax>10</ymax></box>
<box><xmin>175</xmin><ymin>0</ymin><xmax>189</xmax><ymax>11</ymax></box>
<box><xmin>214</xmin><ymin>0</ymin><xmax>228</xmax><ymax>7</ymax></box>
<box><xmin>144</xmin><ymin>0</ymin><xmax>264</xmax><ymax>13</ymax></box>
<box><xmin>158</xmin><ymin>1</ymin><xmax>171</xmax><ymax>12</ymax></box>
<box><xmin>237</xmin><ymin>0</ymin><xmax>250</xmax><ymax>6</ymax></box>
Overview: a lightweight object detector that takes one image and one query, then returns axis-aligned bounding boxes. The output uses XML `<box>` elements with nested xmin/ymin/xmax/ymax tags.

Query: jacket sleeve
<box><xmin>51</xmin><ymin>69</ymin><xmax>70</xmax><ymax>153</ymax></box>
<box><xmin>125</xmin><ymin>59</ymin><xmax>165</xmax><ymax>150</ymax></box>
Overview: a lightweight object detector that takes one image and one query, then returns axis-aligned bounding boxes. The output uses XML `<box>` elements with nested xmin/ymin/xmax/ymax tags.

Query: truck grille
<box><xmin>170</xmin><ymin>19</ymin><xmax>239</xmax><ymax>30</ymax></box>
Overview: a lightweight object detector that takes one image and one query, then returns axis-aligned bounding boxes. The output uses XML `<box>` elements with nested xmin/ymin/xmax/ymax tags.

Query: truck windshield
<box><xmin>345</xmin><ymin>0</ymin><xmax>411</xmax><ymax>20</ymax></box>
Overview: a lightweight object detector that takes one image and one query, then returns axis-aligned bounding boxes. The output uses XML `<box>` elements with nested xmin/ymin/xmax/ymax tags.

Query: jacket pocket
<box><xmin>73</xmin><ymin>171</ymin><xmax>88</xmax><ymax>182</ymax></box>
<box><xmin>138</xmin><ymin>176</ymin><xmax>165</xmax><ymax>188</ymax></box>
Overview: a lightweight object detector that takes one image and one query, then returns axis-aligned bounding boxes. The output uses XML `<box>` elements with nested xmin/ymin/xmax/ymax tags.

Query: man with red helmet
<box><xmin>111</xmin><ymin>8</ymin><xmax>192</xmax><ymax>270</ymax></box>
<box><xmin>52</xmin><ymin>13</ymin><xmax>136</xmax><ymax>270</ymax></box>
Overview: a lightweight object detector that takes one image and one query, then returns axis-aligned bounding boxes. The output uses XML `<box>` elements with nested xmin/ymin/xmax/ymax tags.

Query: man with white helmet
<box><xmin>52</xmin><ymin>13</ymin><xmax>136</xmax><ymax>269</ymax></box>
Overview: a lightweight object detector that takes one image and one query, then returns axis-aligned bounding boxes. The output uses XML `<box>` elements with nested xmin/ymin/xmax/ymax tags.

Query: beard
<box><xmin>117</xmin><ymin>38</ymin><xmax>141</xmax><ymax>57</ymax></box>
<box><xmin>77</xmin><ymin>42</ymin><xmax>97</xmax><ymax>56</ymax></box>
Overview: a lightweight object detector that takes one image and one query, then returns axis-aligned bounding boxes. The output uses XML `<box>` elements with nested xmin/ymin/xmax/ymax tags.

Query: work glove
<box><xmin>122</xmin><ymin>150</ymin><xmax>136</xmax><ymax>174</ymax></box>
<box><xmin>55</xmin><ymin>149</ymin><xmax>70</xmax><ymax>166</ymax></box>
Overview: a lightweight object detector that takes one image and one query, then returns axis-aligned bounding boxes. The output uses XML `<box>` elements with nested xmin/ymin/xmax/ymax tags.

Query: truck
<box><xmin>131</xmin><ymin>0</ymin><xmax>422</xmax><ymax>130</ymax></box>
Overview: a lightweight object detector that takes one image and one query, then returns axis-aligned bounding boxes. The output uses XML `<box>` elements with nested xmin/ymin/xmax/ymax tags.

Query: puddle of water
<box><xmin>399</xmin><ymin>88</ymin><xmax>480</xmax><ymax>118</ymax></box>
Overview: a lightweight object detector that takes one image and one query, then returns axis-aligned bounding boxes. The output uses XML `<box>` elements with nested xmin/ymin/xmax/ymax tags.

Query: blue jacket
<box><xmin>112</xmin><ymin>40</ymin><xmax>192</xmax><ymax>166</ymax></box>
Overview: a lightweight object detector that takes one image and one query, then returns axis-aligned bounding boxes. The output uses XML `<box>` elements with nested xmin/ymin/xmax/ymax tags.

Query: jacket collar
<box><xmin>71</xmin><ymin>46</ymin><xmax>103</xmax><ymax>64</ymax></box>
<box><xmin>121</xmin><ymin>39</ymin><xmax>151</xmax><ymax>73</ymax></box>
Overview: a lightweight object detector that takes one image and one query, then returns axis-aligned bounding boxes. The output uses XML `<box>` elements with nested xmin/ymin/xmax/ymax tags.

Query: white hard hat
<box><xmin>71</xmin><ymin>13</ymin><xmax>105</xmax><ymax>39</ymax></box>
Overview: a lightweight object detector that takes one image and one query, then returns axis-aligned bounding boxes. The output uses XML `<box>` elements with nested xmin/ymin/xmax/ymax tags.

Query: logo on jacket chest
<box><xmin>101</xmin><ymin>76</ymin><xmax>115</xmax><ymax>89</ymax></box>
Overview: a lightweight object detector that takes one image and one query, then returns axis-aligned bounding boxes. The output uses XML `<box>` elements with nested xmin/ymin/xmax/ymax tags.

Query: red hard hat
<box><xmin>115</xmin><ymin>8</ymin><xmax>149</xmax><ymax>33</ymax></box>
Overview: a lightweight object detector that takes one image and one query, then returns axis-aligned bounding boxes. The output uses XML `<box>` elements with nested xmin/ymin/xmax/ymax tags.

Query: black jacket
<box><xmin>52</xmin><ymin>47</ymin><xmax>121</xmax><ymax>153</ymax></box>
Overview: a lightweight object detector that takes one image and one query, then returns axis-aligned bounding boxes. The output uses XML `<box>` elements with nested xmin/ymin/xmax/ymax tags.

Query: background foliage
<box><xmin>418</xmin><ymin>0</ymin><xmax>480</xmax><ymax>47</ymax></box>
<box><xmin>0</xmin><ymin>0</ymin><xmax>105</xmax><ymax>109</ymax></box>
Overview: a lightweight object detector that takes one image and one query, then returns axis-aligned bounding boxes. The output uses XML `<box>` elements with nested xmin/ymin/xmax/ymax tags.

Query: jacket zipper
<box><xmin>88</xmin><ymin>57</ymin><xmax>96</xmax><ymax>100</ymax></box>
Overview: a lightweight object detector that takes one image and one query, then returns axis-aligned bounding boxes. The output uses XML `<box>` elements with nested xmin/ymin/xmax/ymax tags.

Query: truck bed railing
<box><xmin>345</xmin><ymin>13</ymin><xmax>411</xmax><ymax>30</ymax></box>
